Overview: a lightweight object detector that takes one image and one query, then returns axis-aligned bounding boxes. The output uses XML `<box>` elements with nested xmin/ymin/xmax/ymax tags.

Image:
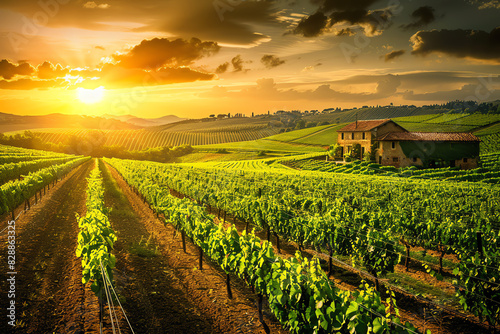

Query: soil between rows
<box><xmin>0</xmin><ymin>159</ymin><xmax>99</xmax><ymax>333</ymax></box>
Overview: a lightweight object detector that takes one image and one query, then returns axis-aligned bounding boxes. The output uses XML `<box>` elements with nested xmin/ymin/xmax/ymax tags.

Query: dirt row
<box><xmin>0</xmin><ymin>159</ymin><xmax>100</xmax><ymax>333</ymax></box>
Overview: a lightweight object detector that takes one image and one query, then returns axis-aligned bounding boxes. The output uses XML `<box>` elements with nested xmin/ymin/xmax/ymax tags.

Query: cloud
<box><xmin>403</xmin><ymin>78</ymin><xmax>500</xmax><ymax>102</ymax></box>
<box><xmin>216</xmin><ymin>62</ymin><xmax>230</xmax><ymax>74</ymax></box>
<box><xmin>113</xmin><ymin>37</ymin><xmax>220</xmax><ymax>70</ymax></box>
<box><xmin>97</xmin><ymin>65</ymin><xmax>216</xmax><ymax>88</ymax></box>
<box><xmin>203</xmin><ymin>74</ymin><xmax>401</xmax><ymax>102</ymax></box>
<box><xmin>401</xmin><ymin>6</ymin><xmax>436</xmax><ymax>30</ymax></box>
<box><xmin>293</xmin><ymin>12</ymin><xmax>329</xmax><ymax>37</ymax></box>
<box><xmin>292</xmin><ymin>0</ymin><xmax>392</xmax><ymax>38</ymax></box>
<box><xmin>231</xmin><ymin>55</ymin><xmax>252</xmax><ymax>72</ymax></box>
<box><xmin>0</xmin><ymin>78</ymin><xmax>65</xmax><ymax>90</ymax></box>
<box><xmin>384</xmin><ymin>49</ymin><xmax>405</xmax><ymax>62</ymax></box>
<box><xmin>83</xmin><ymin>2</ymin><xmax>110</xmax><ymax>9</ymax></box>
<box><xmin>411</xmin><ymin>27</ymin><xmax>500</xmax><ymax>62</ymax></box>
<box><xmin>0</xmin><ymin>0</ymin><xmax>279</xmax><ymax>46</ymax></box>
<box><xmin>95</xmin><ymin>46</ymin><xmax>106</xmax><ymax>51</ymax></box>
<box><xmin>37</xmin><ymin>62</ymin><xmax>69</xmax><ymax>79</ymax></box>
<box><xmin>0</xmin><ymin>59</ymin><xmax>35</xmax><ymax>79</ymax></box>
<box><xmin>261</xmin><ymin>55</ymin><xmax>285</xmax><ymax>69</ymax></box>
<box><xmin>470</xmin><ymin>0</ymin><xmax>500</xmax><ymax>9</ymax></box>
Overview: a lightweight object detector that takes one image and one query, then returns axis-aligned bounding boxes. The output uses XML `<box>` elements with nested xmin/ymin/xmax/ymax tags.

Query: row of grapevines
<box><xmin>76</xmin><ymin>162</ymin><xmax>116</xmax><ymax>296</ymax></box>
<box><xmin>105</xmin><ymin>157</ymin><xmax>419</xmax><ymax>334</ymax></box>
<box><xmin>0</xmin><ymin>156</ymin><xmax>81</xmax><ymax>185</ymax></box>
<box><xmin>0</xmin><ymin>157</ymin><xmax>90</xmax><ymax>216</ymax></box>
<box><xmin>125</xmin><ymin>160</ymin><xmax>500</xmax><ymax>325</ymax></box>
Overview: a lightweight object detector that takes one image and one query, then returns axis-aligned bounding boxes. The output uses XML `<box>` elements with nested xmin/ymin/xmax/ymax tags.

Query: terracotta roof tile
<box><xmin>338</xmin><ymin>119</ymin><xmax>392</xmax><ymax>132</ymax></box>
<box><xmin>378</xmin><ymin>132</ymin><xmax>481</xmax><ymax>142</ymax></box>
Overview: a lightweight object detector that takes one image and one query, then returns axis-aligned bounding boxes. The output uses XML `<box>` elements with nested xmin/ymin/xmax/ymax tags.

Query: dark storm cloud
<box><xmin>112</xmin><ymin>38</ymin><xmax>220</xmax><ymax>70</ymax></box>
<box><xmin>0</xmin><ymin>59</ymin><xmax>34</xmax><ymax>79</ymax></box>
<box><xmin>292</xmin><ymin>0</ymin><xmax>391</xmax><ymax>37</ymax></box>
<box><xmin>384</xmin><ymin>49</ymin><xmax>405</xmax><ymax>62</ymax></box>
<box><xmin>261</xmin><ymin>55</ymin><xmax>285</xmax><ymax>68</ymax></box>
<box><xmin>401</xmin><ymin>6</ymin><xmax>436</xmax><ymax>30</ymax></box>
<box><xmin>0</xmin><ymin>0</ymin><xmax>279</xmax><ymax>46</ymax></box>
<box><xmin>411</xmin><ymin>27</ymin><xmax>500</xmax><ymax>62</ymax></box>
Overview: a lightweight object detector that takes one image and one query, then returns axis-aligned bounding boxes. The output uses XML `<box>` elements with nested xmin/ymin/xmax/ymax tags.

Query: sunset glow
<box><xmin>0</xmin><ymin>1</ymin><xmax>498</xmax><ymax>118</ymax></box>
<box><xmin>77</xmin><ymin>87</ymin><xmax>105</xmax><ymax>104</ymax></box>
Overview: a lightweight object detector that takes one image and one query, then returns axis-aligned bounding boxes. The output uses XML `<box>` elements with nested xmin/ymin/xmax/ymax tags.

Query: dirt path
<box><xmin>103</xmin><ymin>160</ymin><xmax>288</xmax><ymax>334</ymax></box>
<box><xmin>0</xmin><ymin>159</ymin><xmax>98</xmax><ymax>333</ymax></box>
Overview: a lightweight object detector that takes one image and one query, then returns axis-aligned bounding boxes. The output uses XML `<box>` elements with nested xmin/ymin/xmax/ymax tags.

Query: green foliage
<box><xmin>106</xmin><ymin>157</ymin><xmax>419</xmax><ymax>334</ymax></box>
<box><xmin>0</xmin><ymin>154</ymin><xmax>90</xmax><ymax>215</ymax></box>
<box><xmin>76</xmin><ymin>164</ymin><xmax>116</xmax><ymax>296</ymax></box>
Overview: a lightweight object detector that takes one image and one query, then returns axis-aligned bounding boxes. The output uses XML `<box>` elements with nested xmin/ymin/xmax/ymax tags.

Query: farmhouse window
<box><xmin>391</xmin><ymin>141</ymin><xmax>396</xmax><ymax>149</ymax></box>
<box><xmin>352</xmin><ymin>132</ymin><xmax>355</xmax><ymax>139</ymax></box>
<box><xmin>463</xmin><ymin>158</ymin><xmax>468</xmax><ymax>163</ymax></box>
<box><xmin>413</xmin><ymin>157</ymin><xmax>417</xmax><ymax>162</ymax></box>
<box><xmin>341</xmin><ymin>133</ymin><xmax>344</xmax><ymax>140</ymax></box>
<box><xmin>362</xmin><ymin>132</ymin><xmax>366</xmax><ymax>139</ymax></box>
<box><xmin>393</xmin><ymin>157</ymin><xmax>399</xmax><ymax>163</ymax></box>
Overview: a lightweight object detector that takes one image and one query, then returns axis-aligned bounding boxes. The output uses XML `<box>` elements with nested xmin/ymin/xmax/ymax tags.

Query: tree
<box><xmin>328</xmin><ymin>144</ymin><xmax>343</xmax><ymax>160</ymax></box>
<box><xmin>352</xmin><ymin>143</ymin><xmax>362</xmax><ymax>160</ymax></box>
<box><xmin>295</xmin><ymin>119</ymin><xmax>306</xmax><ymax>130</ymax></box>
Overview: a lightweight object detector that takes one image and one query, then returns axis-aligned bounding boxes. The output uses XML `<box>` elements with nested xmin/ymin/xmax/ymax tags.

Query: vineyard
<box><xmin>1</xmin><ymin>142</ymin><xmax>499</xmax><ymax>333</ymax></box>
<box><xmin>278</xmin><ymin>153</ymin><xmax>500</xmax><ymax>184</ymax></box>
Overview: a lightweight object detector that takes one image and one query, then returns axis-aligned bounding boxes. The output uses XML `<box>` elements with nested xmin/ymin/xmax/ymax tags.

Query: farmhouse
<box><xmin>336</xmin><ymin>119</ymin><xmax>481</xmax><ymax>169</ymax></box>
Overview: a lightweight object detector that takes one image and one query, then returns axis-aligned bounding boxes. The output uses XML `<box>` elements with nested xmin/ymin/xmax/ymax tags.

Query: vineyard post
<box><xmin>438</xmin><ymin>243</ymin><xmax>445</xmax><ymax>274</ymax></box>
<box><xmin>226</xmin><ymin>273</ymin><xmax>233</xmax><ymax>299</ymax></box>
<box><xmin>477</xmin><ymin>232</ymin><xmax>483</xmax><ymax>258</ymax></box>
<box><xmin>275</xmin><ymin>232</ymin><xmax>281</xmax><ymax>254</ymax></box>
<box><xmin>34</xmin><ymin>191</ymin><xmax>37</xmax><ymax>204</ymax></box>
<box><xmin>245</xmin><ymin>220</ymin><xmax>249</xmax><ymax>234</ymax></box>
<box><xmin>328</xmin><ymin>248</ymin><xmax>333</xmax><ymax>277</ymax></box>
<box><xmin>98</xmin><ymin>289</ymin><xmax>103</xmax><ymax>334</ymax></box>
<box><xmin>223</xmin><ymin>209</ymin><xmax>226</xmax><ymax>223</ymax></box>
<box><xmin>181</xmin><ymin>230</ymin><xmax>186</xmax><ymax>253</ymax></box>
<box><xmin>267</xmin><ymin>227</ymin><xmax>271</xmax><ymax>242</ymax></box>
<box><xmin>258</xmin><ymin>293</ymin><xmax>270</xmax><ymax>334</ymax></box>
<box><xmin>11</xmin><ymin>210</ymin><xmax>15</xmax><ymax>221</ymax></box>
<box><xmin>198</xmin><ymin>247</ymin><xmax>203</xmax><ymax>270</ymax></box>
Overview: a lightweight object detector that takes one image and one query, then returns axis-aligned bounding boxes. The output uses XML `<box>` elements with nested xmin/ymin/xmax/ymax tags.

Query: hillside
<box><xmin>0</xmin><ymin>112</ymin><xmax>140</xmax><ymax>133</ymax></box>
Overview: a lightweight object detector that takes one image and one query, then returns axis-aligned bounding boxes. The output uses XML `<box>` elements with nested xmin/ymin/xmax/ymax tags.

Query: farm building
<box><xmin>336</xmin><ymin>119</ymin><xmax>481</xmax><ymax>169</ymax></box>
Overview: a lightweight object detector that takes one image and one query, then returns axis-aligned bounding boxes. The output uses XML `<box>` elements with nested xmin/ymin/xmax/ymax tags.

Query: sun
<box><xmin>77</xmin><ymin>86</ymin><xmax>105</xmax><ymax>104</ymax></box>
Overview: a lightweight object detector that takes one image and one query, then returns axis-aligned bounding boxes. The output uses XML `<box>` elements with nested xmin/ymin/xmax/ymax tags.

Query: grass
<box><xmin>195</xmin><ymin>138</ymin><xmax>326</xmax><ymax>153</ymax></box>
<box><xmin>291</xmin><ymin>124</ymin><xmax>345</xmax><ymax>146</ymax></box>
<box><xmin>266</xmin><ymin>124</ymin><xmax>334</xmax><ymax>142</ymax></box>
<box><xmin>175</xmin><ymin>151</ymin><xmax>288</xmax><ymax>163</ymax></box>
<box><xmin>129</xmin><ymin>235</ymin><xmax>160</xmax><ymax>258</ymax></box>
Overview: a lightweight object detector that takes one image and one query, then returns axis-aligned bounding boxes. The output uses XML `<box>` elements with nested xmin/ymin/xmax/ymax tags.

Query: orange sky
<box><xmin>0</xmin><ymin>0</ymin><xmax>499</xmax><ymax>119</ymax></box>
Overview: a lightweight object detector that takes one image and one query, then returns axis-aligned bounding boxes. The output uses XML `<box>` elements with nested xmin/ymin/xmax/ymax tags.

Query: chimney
<box><xmin>355</xmin><ymin>113</ymin><xmax>358</xmax><ymax>128</ymax></box>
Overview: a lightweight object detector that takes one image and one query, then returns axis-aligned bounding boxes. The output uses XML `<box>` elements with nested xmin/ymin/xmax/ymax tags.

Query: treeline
<box><xmin>0</xmin><ymin>131</ymin><xmax>193</xmax><ymax>163</ymax></box>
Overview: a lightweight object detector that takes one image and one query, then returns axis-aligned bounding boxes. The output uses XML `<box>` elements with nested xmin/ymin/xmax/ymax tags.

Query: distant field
<box><xmin>195</xmin><ymin>139</ymin><xmax>325</xmax><ymax>153</ymax></box>
<box><xmin>32</xmin><ymin>124</ymin><xmax>281</xmax><ymax>150</ymax></box>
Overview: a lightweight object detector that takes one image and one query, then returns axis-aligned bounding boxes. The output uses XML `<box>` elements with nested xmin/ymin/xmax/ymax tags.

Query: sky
<box><xmin>0</xmin><ymin>0</ymin><xmax>499</xmax><ymax>119</ymax></box>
